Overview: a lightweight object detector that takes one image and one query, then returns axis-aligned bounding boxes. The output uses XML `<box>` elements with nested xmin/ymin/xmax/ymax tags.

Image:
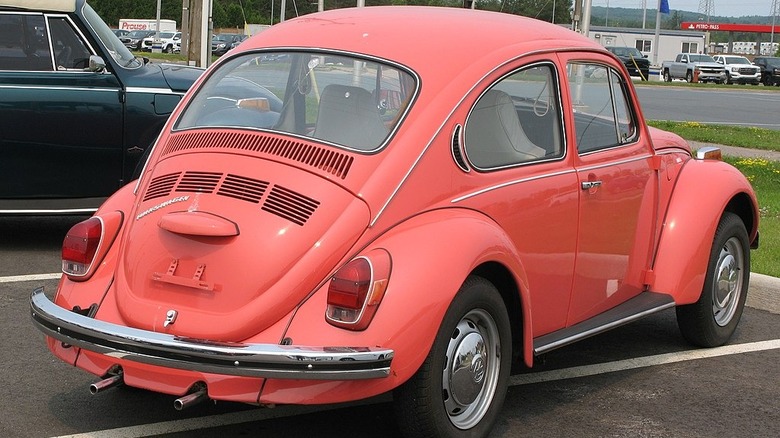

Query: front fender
<box><xmin>651</xmin><ymin>159</ymin><xmax>758</xmax><ymax>305</ymax></box>
<box><xmin>274</xmin><ymin>208</ymin><xmax>530</xmax><ymax>403</ymax></box>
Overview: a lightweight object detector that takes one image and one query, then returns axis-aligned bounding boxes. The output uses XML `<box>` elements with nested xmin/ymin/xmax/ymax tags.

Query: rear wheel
<box><xmin>677</xmin><ymin>212</ymin><xmax>749</xmax><ymax>347</ymax></box>
<box><xmin>394</xmin><ymin>276</ymin><xmax>512</xmax><ymax>438</ymax></box>
<box><xmin>663</xmin><ymin>70</ymin><xmax>672</xmax><ymax>82</ymax></box>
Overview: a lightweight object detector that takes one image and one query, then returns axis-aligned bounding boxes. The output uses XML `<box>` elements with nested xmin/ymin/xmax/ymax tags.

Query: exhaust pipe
<box><xmin>90</xmin><ymin>374</ymin><xmax>123</xmax><ymax>394</ymax></box>
<box><xmin>174</xmin><ymin>388</ymin><xmax>208</xmax><ymax>411</ymax></box>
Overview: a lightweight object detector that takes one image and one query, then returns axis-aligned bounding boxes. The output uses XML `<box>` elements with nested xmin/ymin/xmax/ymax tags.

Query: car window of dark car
<box><xmin>48</xmin><ymin>17</ymin><xmax>92</xmax><ymax>70</ymax></box>
<box><xmin>567</xmin><ymin>62</ymin><xmax>637</xmax><ymax>154</ymax></box>
<box><xmin>0</xmin><ymin>13</ymin><xmax>53</xmax><ymax>71</ymax></box>
<box><xmin>465</xmin><ymin>63</ymin><xmax>564</xmax><ymax>170</ymax></box>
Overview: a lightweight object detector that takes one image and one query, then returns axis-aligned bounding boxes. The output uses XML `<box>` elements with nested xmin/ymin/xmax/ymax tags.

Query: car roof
<box><xmin>0</xmin><ymin>0</ymin><xmax>76</xmax><ymax>12</ymax></box>
<box><xmin>246</xmin><ymin>6</ymin><xmax>598</xmax><ymax>75</ymax></box>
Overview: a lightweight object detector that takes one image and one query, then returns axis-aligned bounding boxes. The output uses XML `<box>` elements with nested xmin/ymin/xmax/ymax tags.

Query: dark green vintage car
<box><xmin>0</xmin><ymin>0</ymin><xmax>202</xmax><ymax>214</ymax></box>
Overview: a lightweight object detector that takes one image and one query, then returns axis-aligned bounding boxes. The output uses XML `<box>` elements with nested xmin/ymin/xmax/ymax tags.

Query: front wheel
<box><xmin>677</xmin><ymin>212</ymin><xmax>750</xmax><ymax>347</ymax></box>
<box><xmin>394</xmin><ymin>276</ymin><xmax>512</xmax><ymax>438</ymax></box>
<box><xmin>686</xmin><ymin>70</ymin><xmax>694</xmax><ymax>83</ymax></box>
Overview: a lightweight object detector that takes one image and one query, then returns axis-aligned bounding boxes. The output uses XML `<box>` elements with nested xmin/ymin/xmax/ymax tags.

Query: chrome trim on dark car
<box><xmin>30</xmin><ymin>289</ymin><xmax>393</xmax><ymax>380</ymax></box>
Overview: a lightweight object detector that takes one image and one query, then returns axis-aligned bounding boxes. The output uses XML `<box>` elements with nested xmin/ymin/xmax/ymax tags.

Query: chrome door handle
<box><xmin>581</xmin><ymin>180</ymin><xmax>602</xmax><ymax>190</ymax></box>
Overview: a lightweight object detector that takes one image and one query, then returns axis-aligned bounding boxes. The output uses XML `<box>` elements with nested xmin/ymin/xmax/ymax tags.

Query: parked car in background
<box><xmin>662</xmin><ymin>53</ymin><xmax>726</xmax><ymax>83</ymax></box>
<box><xmin>0</xmin><ymin>0</ymin><xmax>202</xmax><ymax>214</ymax></box>
<box><xmin>230</xmin><ymin>34</ymin><xmax>249</xmax><ymax>51</ymax></box>
<box><xmin>31</xmin><ymin>6</ymin><xmax>758</xmax><ymax>438</ymax></box>
<box><xmin>604</xmin><ymin>46</ymin><xmax>650</xmax><ymax>80</ymax></box>
<box><xmin>141</xmin><ymin>31</ymin><xmax>180</xmax><ymax>53</ymax></box>
<box><xmin>211</xmin><ymin>33</ymin><xmax>244</xmax><ymax>56</ymax></box>
<box><xmin>712</xmin><ymin>55</ymin><xmax>761</xmax><ymax>84</ymax></box>
<box><xmin>120</xmin><ymin>29</ymin><xmax>155</xmax><ymax>51</ymax></box>
<box><xmin>752</xmin><ymin>56</ymin><xmax>780</xmax><ymax>86</ymax></box>
<box><xmin>111</xmin><ymin>28</ymin><xmax>128</xmax><ymax>38</ymax></box>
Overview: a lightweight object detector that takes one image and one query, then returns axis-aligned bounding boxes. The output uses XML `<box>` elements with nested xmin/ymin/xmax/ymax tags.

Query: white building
<box><xmin>584</xmin><ymin>25</ymin><xmax>708</xmax><ymax>67</ymax></box>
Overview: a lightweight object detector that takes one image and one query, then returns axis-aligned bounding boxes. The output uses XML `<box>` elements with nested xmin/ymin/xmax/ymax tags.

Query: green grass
<box><xmin>647</xmin><ymin>120</ymin><xmax>780</xmax><ymax>151</ymax></box>
<box><xmin>648</xmin><ymin>121</ymin><xmax>780</xmax><ymax>277</ymax></box>
<box><xmin>723</xmin><ymin>157</ymin><xmax>780</xmax><ymax>277</ymax></box>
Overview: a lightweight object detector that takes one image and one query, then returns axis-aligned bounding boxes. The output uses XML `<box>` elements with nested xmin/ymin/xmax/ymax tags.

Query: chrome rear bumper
<box><xmin>30</xmin><ymin>288</ymin><xmax>393</xmax><ymax>380</ymax></box>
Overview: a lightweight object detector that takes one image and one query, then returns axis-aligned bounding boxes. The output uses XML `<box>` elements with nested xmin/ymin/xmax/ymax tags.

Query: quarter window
<box><xmin>465</xmin><ymin>64</ymin><xmax>563</xmax><ymax>170</ymax></box>
<box><xmin>567</xmin><ymin>63</ymin><xmax>637</xmax><ymax>154</ymax></box>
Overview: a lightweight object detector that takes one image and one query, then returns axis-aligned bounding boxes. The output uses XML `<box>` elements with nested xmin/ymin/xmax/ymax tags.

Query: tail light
<box><xmin>326</xmin><ymin>249</ymin><xmax>391</xmax><ymax>331</ymax></box>
<box><xmin>62</xmin><ymin>211</ymin><xmax>124</xmax><ymax>281</ymax></box>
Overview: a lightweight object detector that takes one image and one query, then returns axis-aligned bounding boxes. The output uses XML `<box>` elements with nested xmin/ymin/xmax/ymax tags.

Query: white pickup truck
<box><xmin>661</xmin><ymin>53</ymin><xmax>727</xmax><ymax>83</ymax></box>
<box><xmin>712</xmin><ymin>55</ymin><xmax>761</xmax><ymax>85</ymax></box>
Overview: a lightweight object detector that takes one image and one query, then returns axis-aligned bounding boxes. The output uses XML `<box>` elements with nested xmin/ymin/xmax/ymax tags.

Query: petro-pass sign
<box><xmin>682</xmin><ymin>22</ymin><xmax>779</xmax><ymax>33</ymax></box>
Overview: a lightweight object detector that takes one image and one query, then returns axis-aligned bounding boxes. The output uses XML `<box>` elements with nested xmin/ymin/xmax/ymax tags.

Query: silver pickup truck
<box><xmin>661</xmin><ymin>53</ymin><xmax>727</xmax><ymax>83</ymax></box>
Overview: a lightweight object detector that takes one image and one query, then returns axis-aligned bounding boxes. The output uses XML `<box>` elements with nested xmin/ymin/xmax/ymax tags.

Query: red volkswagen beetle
<box><xmin>31</xmin><ymin>6</ymin><xmax>759</xmax><ymax>437</ymax></box>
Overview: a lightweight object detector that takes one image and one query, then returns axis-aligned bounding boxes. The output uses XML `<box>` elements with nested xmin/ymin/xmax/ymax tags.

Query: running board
<box><xmin>533</xmin><ymin>291</ymin><xmax>676</xmax><ymax>356</ymax></box>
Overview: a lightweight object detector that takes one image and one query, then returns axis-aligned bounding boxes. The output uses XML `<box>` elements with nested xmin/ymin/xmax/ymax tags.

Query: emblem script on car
<box><xmin>163</xmin><ymin>309</ymin><xmax>178</xmax><ymax>327</ymax></box>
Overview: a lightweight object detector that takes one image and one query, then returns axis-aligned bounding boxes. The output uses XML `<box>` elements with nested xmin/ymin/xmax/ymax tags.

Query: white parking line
<box><xmin>51</xmin><ymin>339</ymin><xmax>780</xmax><ymax>438</ymax></box>
<box><xmin>0</xmin><ymin>273</ymin><xmax>61</xmax><ymax>283</ymax></box>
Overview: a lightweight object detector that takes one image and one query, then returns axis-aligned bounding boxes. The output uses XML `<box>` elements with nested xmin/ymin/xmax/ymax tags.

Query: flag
<box><xmin>660</xmin><ymin>0</ymin><xmax>670</xmax><ymax>14</ymax></box>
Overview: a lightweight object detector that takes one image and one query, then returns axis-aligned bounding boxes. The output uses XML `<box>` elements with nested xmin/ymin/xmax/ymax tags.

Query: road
<box><xmin>635</xmin><ymin>83</ymin><xmax>780</xmax><ymax>130</ymax></box>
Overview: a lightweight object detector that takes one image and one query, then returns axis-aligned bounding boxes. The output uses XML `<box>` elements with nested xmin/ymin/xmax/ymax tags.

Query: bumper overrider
<box><xmin>30</xmin><ymin>288</ymin><xmax>393</xmax><ymax>380</ymax></box>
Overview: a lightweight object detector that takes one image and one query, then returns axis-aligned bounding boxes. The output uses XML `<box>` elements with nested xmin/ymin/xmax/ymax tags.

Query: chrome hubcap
<box><xmin>712</xmin><ymin>236</ymin><xmax>744</xmax><ymax>327</ymax></box>
<box><xmin>442</xmin><ymin>309</ymin><xmax>501</xmax><ymax>430</ymax></box>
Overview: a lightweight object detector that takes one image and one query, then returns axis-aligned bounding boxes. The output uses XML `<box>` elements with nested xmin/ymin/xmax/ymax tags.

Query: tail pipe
<box><xmin>174</xmin><ymin>388</ymin><xmax>209</xmax><ymax>411</ymax></box>
<box><xmin>90</xmin><ymin>374</ymin><xmax>124</xmax><ymax>394</ymax></box>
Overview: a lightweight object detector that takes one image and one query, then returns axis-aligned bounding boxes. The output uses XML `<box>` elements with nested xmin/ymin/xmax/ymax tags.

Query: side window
<box><xmin>567</xmin><ymin>63</ymin><xmax>637</xmax><ymax>154</ymax></box>
<box><xmin>0</xmin><ymin>14</ymin><xmax>52</xmax><ymax>71</ymax></box>
<box><xmin>465</xmin><ymin>64</ymin><xmax>563</xmax><ymax>170</ymax></box>
<box><xmin>48</xmin><ymin>17</ymin><xmax>92</xmax><ymax>70</ymax></box>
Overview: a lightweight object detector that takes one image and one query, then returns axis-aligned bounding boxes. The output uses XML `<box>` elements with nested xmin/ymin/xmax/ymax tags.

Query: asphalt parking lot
<box><xmin>1</xmin><ymin>216</ymin><xmax>778</xmax><ymax>437</ymax></box>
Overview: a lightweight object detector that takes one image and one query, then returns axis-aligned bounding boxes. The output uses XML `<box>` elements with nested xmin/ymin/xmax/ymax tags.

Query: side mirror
<box><xmin>88</xmin><ymin>55</ymin><xmax>106</xmax><ymax>72</ymax></box>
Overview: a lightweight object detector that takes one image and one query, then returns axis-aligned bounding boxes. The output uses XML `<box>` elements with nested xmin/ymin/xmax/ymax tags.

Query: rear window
<box><xmin>176</xmin><ymin>51</ymin><xmax>417</xmax><ymax>152</ymax></box>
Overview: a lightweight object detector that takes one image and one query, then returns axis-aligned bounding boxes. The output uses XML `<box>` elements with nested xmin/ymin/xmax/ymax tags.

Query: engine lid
<box><xmin>114</xmin><ymin>151</ymin><xmax>370</xmax><ymax>341</ymax></box>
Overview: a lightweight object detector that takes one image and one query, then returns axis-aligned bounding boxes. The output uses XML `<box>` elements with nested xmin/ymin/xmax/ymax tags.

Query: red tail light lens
<box><xmin>62</xmin><ymin>217</ymin><xmax>103</xmax><ymax>277</ymax></box>
<box><xmin>61</xmin><ymin>212</ymin><xmax>123</xmax><ymax>280</ymax></box>
<box><xmin>326</xmin><ymin>250</ymin><xmax>391</xmax><ymax>331</ymax></box>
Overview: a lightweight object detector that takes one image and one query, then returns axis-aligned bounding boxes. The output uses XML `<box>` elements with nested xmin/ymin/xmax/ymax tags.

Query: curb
<box><xmin>748</xmin><ymin>273</ymin><xmax>780</xmax><ymax>314</ymax></box>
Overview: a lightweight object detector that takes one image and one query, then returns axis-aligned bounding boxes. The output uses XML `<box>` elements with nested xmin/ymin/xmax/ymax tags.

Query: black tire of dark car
<box><xmin>676</xmin><ymin>212</ymin><xmax>750</xmax><ymax>348</ymax></box>
<box><xmin>394</xmin><ymin>275</ymin><xmax>512</xmax><ymax>438</ymax></box>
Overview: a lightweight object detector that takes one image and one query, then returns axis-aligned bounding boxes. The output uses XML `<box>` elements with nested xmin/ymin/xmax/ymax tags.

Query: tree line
<box><xmin>88</xmin><ymin>0</ymin><xmax>574</xmax><ymax>29</ymax></box>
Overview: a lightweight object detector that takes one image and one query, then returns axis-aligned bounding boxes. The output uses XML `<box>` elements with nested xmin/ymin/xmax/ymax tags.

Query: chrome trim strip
<box><xmin>0</xmin><ymin>85</ymin><xmax>117</xmax><ymax>92</ymax></box>
<box><xmin>451</xmin><ymin>169</ymin><xmax>576</xmax><ymax>203</ymax></box>
<box><xmin>30</xmin><ymin>289</ymin><xmax>393</xmax><ymax>380</ymax></box>
<box><xmin>575</xmin><ymin>154</ymin><xmax>652</xmax><ymax>172</ymax></box>
<box><xmin>126</xmin><ymin>87</ymin><xmax>183</xmax><ymax>95</ymax></box>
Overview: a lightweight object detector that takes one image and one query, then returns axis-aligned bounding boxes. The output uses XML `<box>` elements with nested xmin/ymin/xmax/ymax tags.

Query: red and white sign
<box><xmin>682</xmin><ymin>22</ymin><xmax>779</xmax><ymax>33</ymax></box>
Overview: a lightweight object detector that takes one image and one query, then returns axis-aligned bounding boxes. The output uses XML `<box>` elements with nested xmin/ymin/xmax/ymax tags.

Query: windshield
<box><xmin>612</xmin><ymin>47</ymin><xmax>642</xmax><ymax>58</ymax></box>
<box><xmin>176</xmin><ymin>51</ymin><xmax>417</xmax><ymax>152</ymax></box>
<box><xmin>688</xmin><ymin>54</ymin><xmax>716</xmax><ymax>63</ymax></box>
<box><xmin>725</xmin><ymin>57</ymin><xmax>750</xmax><ymax>64</ymax></box>
<box><xmin>82</xmin><ymin>2</ymin><xmax>141</xmax><ymax>68</ymax></box>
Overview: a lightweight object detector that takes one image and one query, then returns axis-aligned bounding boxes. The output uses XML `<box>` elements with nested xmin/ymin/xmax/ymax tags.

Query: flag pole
<box><xmin>653</xmin><ymin>0</ymin><xmax>662</xmax><ymax>66</ymax></box>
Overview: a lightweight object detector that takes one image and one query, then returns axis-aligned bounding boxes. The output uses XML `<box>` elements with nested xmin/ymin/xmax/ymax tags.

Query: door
<box><xmin>563</xmin><ymin>59</ymin><xmax>658</xmax><ymax>324</ymax></box>
<box><xmin>0</xmin><ymin>13</ymin><xmax>122</xmax><ymax>201</ymax></box>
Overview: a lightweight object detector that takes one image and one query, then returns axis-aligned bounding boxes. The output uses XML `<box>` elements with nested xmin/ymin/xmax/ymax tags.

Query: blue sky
<box><xmin>597</xmin><ymin>1</ymin><xmax>777</xmax><ymax>18</ymax></box>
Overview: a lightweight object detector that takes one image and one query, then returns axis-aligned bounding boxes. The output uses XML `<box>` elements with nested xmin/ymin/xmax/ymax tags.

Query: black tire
<box><xmin>676</xmin><ymin>212</ymin><xmax>750</xmax><ymax>347</ymax></box>
<box><xmin>394</xmin><ymin>276</ymin><xmax>512</xmax><ymax>438</ymax></box>
<box><xmin>725</xmin><ymin>73</ymin><xmax>731</xmax><ymax>85</ymax></box>
<box><xmin>685</xmin><ymin>70</ymin><xmax>694</xmax><ymax>83</ymax></box>
<box><xmin>663</xmin><ymin>70</ymin><xmax>672</xmax><ymax>82</ymax></box>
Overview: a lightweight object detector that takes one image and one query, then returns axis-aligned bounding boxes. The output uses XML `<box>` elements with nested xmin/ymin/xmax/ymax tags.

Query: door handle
<box><xmin>581</xmin><ymin>180</ymin><xmax>602</xmax><ymax>190</ymax></box>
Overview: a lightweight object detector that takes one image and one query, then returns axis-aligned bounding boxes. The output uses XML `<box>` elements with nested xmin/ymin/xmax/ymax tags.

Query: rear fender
<box><xmin>283</xmin><ymin>208</ymin><xmax>532</xmax><ymax>388</ymax></box>
<box><xmin>650</xmin><ymin>159</ymin><xmax>758</xmax><ymax>305</ymax></box>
